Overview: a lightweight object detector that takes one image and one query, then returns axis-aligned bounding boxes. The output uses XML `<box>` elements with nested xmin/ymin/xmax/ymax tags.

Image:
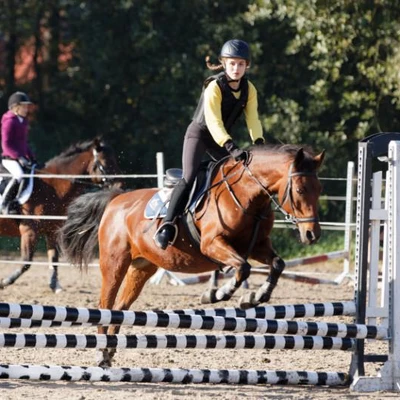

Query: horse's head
<box><xmin>87</xmin><ymin>138</ymin><xmax>124</xmax><ymax>189</ymax></box>
<box><xmin>276</xmin><ymin>147</ymin><xmax>325</xmax><ymax>244</ymax></box>
<box><xmin>44</xmin><ymin>137</ymin><xmax>125</xmax><ymax>190</ymax></box>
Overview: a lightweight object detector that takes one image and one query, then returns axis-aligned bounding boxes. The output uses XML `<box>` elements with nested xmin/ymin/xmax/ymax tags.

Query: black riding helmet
<box><xmin>8</xmin><ymin>92</ymin><xmax>32</xmax><ymax>109</ymax></box>
<box><xmin>219</xmin><ymin>39</ymin><xmax>250</xmax><ymax>62</ymax></box>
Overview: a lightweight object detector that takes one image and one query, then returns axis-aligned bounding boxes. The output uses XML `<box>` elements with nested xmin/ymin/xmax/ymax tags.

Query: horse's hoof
<box><xmin>96</xmin><ymin>350</ymin><xmax>112</xmax><ymax>368</ymax></box>
<box><xmin>200</xmin><ymin>288</ymin><xmax>218</xmax><ymax>304</ymax></box>
<box><xmin>239</xmin><ymin>292</ymin><xmax>259</xmax><ymax>309</ymax></box>
<box><xmin>98</xmin><ymin>360</ymin><xmax>111</xmax><ymax>368</ymax></box>
<box><xmin>254</xmin><ymin>287</ymin><xmax>272</xmax><ymax>304</ymax></box>
<box><xmin>50</xmin><ymin>282</ymin><xmax>63</xmax><ymax>294</ymax></box>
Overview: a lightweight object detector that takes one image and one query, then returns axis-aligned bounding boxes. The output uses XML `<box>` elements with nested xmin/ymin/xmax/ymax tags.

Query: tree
<box><xmin>245</xmin><ymin>0</ymin><xmax>400</xmax><ymax>179</ymax></box>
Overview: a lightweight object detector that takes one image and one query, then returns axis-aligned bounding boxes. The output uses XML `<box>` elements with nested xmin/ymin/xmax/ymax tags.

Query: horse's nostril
<box><xmin>306</xmin><ymin>230</ymin><xmax>315</xmax><ymax>242</ymax></box>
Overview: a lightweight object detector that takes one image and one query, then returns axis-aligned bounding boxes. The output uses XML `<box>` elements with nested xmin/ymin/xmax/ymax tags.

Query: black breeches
<box><xmin>182</xmin><ymin>121</ymin><xmax>228</xmax><ymax>185</ymax></box>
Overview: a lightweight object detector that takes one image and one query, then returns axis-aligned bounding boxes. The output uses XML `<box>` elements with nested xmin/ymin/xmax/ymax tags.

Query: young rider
<box><xmin>0</xmin><ymin>91</ymin><xmax>35</xmax><ymax>214</ymax></box>
<box><xmin>154</xmin><ymin>39</ymin><xmax>265</xmax><ymax>249</ymax></box>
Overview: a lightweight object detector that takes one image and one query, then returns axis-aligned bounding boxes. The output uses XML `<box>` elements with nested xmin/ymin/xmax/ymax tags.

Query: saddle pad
<box><xmin>144</xmin><ymin>189</ymin><xmax>172</xmax><ymax>219</ymax></box>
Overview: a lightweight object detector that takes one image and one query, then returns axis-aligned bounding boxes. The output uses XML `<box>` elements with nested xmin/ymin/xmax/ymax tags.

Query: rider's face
<box><xmin>223</xmin><ymin>58</ymin><xmax>247</xmax><ymax>81</ymax></box>
<box><xmin>16</xmin><ymin>104</ymin><xmax>29</xmax><ymax>118</ymax></box>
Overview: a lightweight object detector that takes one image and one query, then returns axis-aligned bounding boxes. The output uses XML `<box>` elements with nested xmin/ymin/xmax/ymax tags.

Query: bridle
<box><xmin>220</xmin><ymin>155</ymin><xmax>319</xmax><ymax>225</ymax></box>
<box><xmin>91</xmin><ymin>148</ymin><xmax>109</xmax><ymax>186</ymax></box>
<box><xmin>55</xmin><ymin>148</ymin><xmax>110</xmax><ymax>189</ymax></box>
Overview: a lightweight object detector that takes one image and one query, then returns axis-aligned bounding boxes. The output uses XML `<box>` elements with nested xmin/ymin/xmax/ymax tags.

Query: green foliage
<box><xmin>272</xmin><ymin>227</ymin><xmax>346</xmax><ymax>260</ymax></box>
<box><xmin>247</xmin><ymin>1</ymin><xmax>400</xmax><ymax>167</ymax></box>
<box><xmin>1</xmin><ymin>0</ymin><xmax>400</xmax><ymax>213</ymax></box>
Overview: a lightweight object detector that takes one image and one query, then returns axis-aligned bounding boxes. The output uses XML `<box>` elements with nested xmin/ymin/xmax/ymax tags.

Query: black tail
<box><xmin>59</xmin><ymin>188</ymin><xmax>123</xmax><ymax>270</ymax></box>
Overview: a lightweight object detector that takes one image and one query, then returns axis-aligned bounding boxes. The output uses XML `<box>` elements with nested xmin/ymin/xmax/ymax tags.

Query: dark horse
<box><xmin>60</xmin><ymin>144</ymin><xmax>324</xmax><ymax>367</ymax></box>
<box><xmin>0</xmin><ymin>137</ymin><xmax>122</xmax><ymax>292</ymax></box>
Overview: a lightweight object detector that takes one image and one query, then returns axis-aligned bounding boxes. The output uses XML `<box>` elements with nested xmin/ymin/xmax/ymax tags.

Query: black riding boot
<box><xmin>154</xmin><ymin>179</ymin><xmax>190</xmax><ymax>250</ymax></box>
<box><xmin>1</xmin><ymin>178</ymin><xmax>20</xmax><ymax>215</ymax></box>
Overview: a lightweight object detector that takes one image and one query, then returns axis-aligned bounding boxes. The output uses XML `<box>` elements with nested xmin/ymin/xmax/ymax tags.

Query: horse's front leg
<box><xmin>0</xmin><ymin>225</ymin><xmax>37</xmax><ymax>289</ymax></box>
<box><xmin>201</xmin><ymin>263</ymin><xmax>251</xmax><ymax>304</ymax></box>
<box><xmin>200</xmin><ymin>237</ymin><xmax>251</xmax><ymax>304</ymax></box>
<box><xmin>239</xmin><ymin>238</ymin><xmax>285</xmax><ymax>309</ymax></box>
<box><xmin>239</xmin><ymin>256</ymin><xmax>285</xmax><ymax>309</ymax></box>
<box><xmin>209</xmin><ymin>270</ymin><xmax>219</xmax><ymax>290</ymax></box>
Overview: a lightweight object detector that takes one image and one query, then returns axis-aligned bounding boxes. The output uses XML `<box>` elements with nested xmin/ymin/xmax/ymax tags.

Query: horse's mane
<box><xmin>45</xmin><ymin>138</ymin><xmax>105</xmax><ymax>164</ymax></box>
<box><xmin>249</xmin><ymin>143</ymin><xmax>318</xmax><ymax>170</ymax></box>
<box><xmin>250</xmin><ymin>143</ymin><xmax>314</xmax><ymax>155</ymax></box>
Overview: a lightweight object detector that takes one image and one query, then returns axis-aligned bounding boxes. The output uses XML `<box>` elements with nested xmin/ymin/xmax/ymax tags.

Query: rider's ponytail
<box><xmin>205</xmin><ymin>56</ymin><xmax>223</xmax><ymax>71</ymax></box>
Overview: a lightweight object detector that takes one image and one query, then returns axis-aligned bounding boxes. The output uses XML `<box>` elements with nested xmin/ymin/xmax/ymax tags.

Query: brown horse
<box><xmin>0</xmin><ymin>137</ymin><xmax>122</xmax><ymax>292</ymax></box>
<box><xmin>60</xmin><ymin>144</ymin><xmax>324</xmax><ymax>367</ymax></box>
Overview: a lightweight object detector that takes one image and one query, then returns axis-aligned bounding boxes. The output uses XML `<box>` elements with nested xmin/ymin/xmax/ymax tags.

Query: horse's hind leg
<box><xmin>47</xmin><ymin>248</ymin><xmax>62</xmax><ymax>293</ymax></box>
<box><xmin>96</xmin><ymin>253</ymin><xmax>131</xmax><ymax>367</ymax></box>
<box><xmin>46</xmin><ymin>235</ymin><xmax>62</xmax><ymax>293</ymax></box>
<box><xmin>97</xmin><ymin>259</ymin><xmax>158</xmax><ymax>367</ymax></box>
<box><xmin>0</xmin><ymin>226</ymin><xmax>37</xmax><ymax>289</ymax></box>
<box><xmin>239</xmin><ymin>256</ymin><xmax>285</xmax><ymax>309</ymax></box>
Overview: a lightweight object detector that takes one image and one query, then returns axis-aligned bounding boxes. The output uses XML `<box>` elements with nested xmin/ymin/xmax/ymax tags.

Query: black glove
<box><xmin>31</xmin><ymin>159</ymin><xmax>44</xmax><ymax>169</ymax></box>
<box><xmin>224</xmin><ymin>140</ymin><xmax>248</xmax><ymax>162</ymax></box>
<box><xmin>18</xmin><ymin>157</ymin><xmax>31</xmax><ymax>167</ymax></box>
<box><xmin>254</xmin><ymin>138</ymin><xmax>265</xmax><ymax>145</ymax></box>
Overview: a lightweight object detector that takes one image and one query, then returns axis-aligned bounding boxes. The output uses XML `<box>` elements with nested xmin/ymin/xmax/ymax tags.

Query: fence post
<box><xmin>335</xmin><ymin>161</ymin><xmax>355</xmax><ymax>284</ymax></box>
<box><xmin>156</xmin><ymin>152</ymin><xmax>165</xmax><ymax>188</ymax></box>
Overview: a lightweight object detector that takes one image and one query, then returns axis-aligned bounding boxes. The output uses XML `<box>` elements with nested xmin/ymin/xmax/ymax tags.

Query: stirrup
<box><xmin>153</xmin><ymin>222</ymin><xmax>178</xmax><ymax>249</ymax></box>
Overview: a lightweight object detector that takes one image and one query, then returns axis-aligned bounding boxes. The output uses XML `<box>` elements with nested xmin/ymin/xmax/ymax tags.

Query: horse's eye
<box><xmin>296</xmin><ymin>187</ymin><xmax>304</xmax><ymax>195</ymax></box>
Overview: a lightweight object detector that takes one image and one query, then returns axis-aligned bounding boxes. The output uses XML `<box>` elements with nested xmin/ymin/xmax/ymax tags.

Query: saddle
<box><xmin>0</xmin><ymin>164</ymin><xmax>35</xmax><ymax>207</ymax></box>
<box><xmin>144</xmin><ymin>160</ymin><xmax>219</xmax><ymax>220</ymax></box>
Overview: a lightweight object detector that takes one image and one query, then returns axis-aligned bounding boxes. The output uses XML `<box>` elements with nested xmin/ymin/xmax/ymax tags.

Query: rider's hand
<box><xmin>230</xmin><ymin>148</ymin><xmax>248</xmax><ymax>162</ymax></box>
<box><xmin>18</xmin><ymin>157</ymin><xmax>30</xmax><ymax>167</ymax></box>
<box><xmin>224</xmin><ymin>140</ymin><xmax>248</xmax><ymax>162</ymax></box>
<box><xmin>254</xmin><ymin>138</ymin><xmax>265</xmax><ymax>145</ymax></box>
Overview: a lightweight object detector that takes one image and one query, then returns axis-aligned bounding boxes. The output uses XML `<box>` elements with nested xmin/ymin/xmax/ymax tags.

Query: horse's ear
<box><xmin>314</xmin><ymin>150</ymin><xmax>325</xmax><ymax>169</ymax></box>
<box><xmin>93</xmin><ymin>136</ymin><xmax>104</xmax><ymax>150</ymax></box>
<box><xmin>294</xmin><ymin>148</ymin><xmax>305</xmax><ymax>168</ymax></box>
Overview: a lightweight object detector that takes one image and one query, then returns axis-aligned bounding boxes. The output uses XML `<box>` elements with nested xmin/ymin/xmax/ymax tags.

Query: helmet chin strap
<box><xmin>224</xmin><ymin>72</ymin><xmax>240</xmax><ymax>83</ymax></box>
